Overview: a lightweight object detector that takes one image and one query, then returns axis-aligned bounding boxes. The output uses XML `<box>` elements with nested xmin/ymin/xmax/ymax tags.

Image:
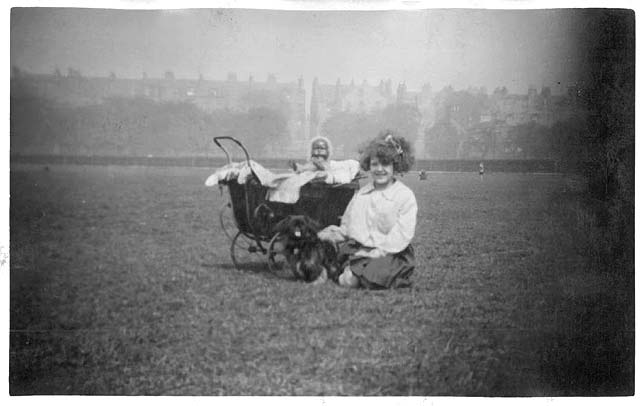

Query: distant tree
<box><xmin>321</xmin><ymin>111</ymin><xmax>379</xmax><ymax>155</ymax></box>
<box><xmin>321</xmin><ymin>103</ymin><xmax>421</xmax><ymax>157</ymax></box>
<box><xmin>225</xmin><ymin>107</ymin><xmax>288</xmax><ymax>156</ymax></box>
<box><xmin>433</xmin><ymin>87</ymin><xmax>489</xmax><ymax>128</ymax></box>
<box><xmin>240</xmin><ymin>90</ymin><xmax>291</xmax><ymax>119</ymax></box>
<box><xmin>423</xmin><ymin>121</ymin><xmax>462</xmax><ymax>159</ymax></box>
<box><xmin>505</xmin><ymin>121</ymin><xmax>552</xmax><ymax>159</ymax></box>
<box><xmin>396</xmin><ymin>82</ymin><xmax>406</xmax><ymax>103</ymax></box>
<box><xmin>493</xmin><ymin>86</ymin><xmax>508</xmax><ymax>97</ymax></box>
<box><xmin>424</xmin><ymin>87</ymin><xmax>492</xmax><ymax>158</ymax></box>
<box><xmin>11</xmin><ymin>96</ymin><xmax>77</xmax><ymax>154</ymax></box>
<box><xmin>67</xmin><ymin>67</ymin><xmax>82</xmax><ymax>78</ymax></box>
<box><xmin>377</xmin><ymin>103</ymin><xmax>421</xmax><ymax>141</ymax></box>
<box><xmin>465</xmin><ymin>120</ymin><xmax>500</xmax><ymax>159</ymax></box>
<box><xmin>384</xmin><ymin>79</ymin><xmax>392</xmax><ymax>97</ymax></box>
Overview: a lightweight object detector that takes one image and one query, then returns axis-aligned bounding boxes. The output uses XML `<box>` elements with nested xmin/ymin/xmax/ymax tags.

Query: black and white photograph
<box><xmin>6</xmin><ymin>0</ymin><xmax>636</xmax><ymax>397</ymax></box>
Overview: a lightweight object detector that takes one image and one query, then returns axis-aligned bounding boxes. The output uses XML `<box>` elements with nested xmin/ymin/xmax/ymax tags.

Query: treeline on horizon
<box><xmin>10</xmin><ymin>91</ymin><xmax>594</xmax><ymax>160</ymax></box>
<box><xmin>10</xmin><ymin>96</ymin><xmax>288</xmax><ymax>158</ymax></box>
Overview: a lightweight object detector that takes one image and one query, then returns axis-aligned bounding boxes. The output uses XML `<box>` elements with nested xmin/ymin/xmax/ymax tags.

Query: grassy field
<box><xmin>9</xmin><ymin>164</ymin><xmax>633</xmax><ymax>396</ymax></box>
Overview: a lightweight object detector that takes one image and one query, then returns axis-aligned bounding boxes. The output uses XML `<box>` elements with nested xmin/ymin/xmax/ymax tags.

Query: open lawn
<box><xmin>9</xmin><ymin>164</ymin><xmax>633</xmax><ymax>395</ymax></box>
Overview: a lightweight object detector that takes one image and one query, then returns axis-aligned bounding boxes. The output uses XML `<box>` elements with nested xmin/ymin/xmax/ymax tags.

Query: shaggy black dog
<box><xmin>273</xmin><ymin>215</ymin><xmax>339</xmax><ymax>282</ymax></box>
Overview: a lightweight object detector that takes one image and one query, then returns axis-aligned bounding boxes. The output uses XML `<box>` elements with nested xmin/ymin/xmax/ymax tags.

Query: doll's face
<box><xmin>370</xmin><ymin>156</ymin><xmax>394</xmax><ymax>188</ymax></box>
<box><xmin>311</xmin><ymin>140</ymin><xmax>329</xmax><ymax>161</ymax></box>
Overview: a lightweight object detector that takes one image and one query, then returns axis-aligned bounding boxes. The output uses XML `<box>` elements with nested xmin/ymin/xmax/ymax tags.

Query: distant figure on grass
<box><xmin>479</xmin><ymin>162</ymin><xmax>485</xmax><ymax>181</ymax></box>
<box><xmin>419</xmin><ymin>169</ymin><xmax>427</xmax><ymax>180</ymax></box>
<box><xmin>288</xmin><ymin>136</ymin><xmax>360</xmax><ymax>184</ymax></box>
<box><xmin>317</xmin><ymin>131</ymin><xmax>417</xmax><ymax>289</ymax></box>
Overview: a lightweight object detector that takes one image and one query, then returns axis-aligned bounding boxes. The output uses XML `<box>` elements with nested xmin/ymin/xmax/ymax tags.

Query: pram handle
<box><xmin>213</xmin><ymin>136</ymin><xmax>262</xmax><ymax>251</ymax></box>
<box><xmin>213</xmin><ymin>136</ymin><xmax>253</xmax><ymax>166</ymax></box>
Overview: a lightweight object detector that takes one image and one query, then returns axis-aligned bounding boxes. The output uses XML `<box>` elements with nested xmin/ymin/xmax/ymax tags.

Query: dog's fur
<box><xmin>273</xmin><ymin>215</ymin><xmax>339</xmax><ymax>282</ymax></box>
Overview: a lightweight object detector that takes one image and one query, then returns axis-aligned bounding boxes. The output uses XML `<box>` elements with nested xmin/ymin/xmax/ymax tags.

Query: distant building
<box><xmin>490</xmin><ymin>84</ymin><xmax>582</xmax><ymax>127</ymax></box>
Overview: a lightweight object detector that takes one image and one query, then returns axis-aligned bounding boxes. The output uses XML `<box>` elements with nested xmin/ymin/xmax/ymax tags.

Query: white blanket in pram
<box><xmin>205</xmin><ymin>159</ymin><xmax>360</xmax><ymax>204</ymax></box>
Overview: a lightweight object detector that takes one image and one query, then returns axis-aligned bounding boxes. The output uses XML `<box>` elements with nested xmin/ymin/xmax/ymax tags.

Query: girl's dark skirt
<box><xmin>338</xmin><ymin>240</ymin><xmax>415</xmax><ymax>289</ymax></box>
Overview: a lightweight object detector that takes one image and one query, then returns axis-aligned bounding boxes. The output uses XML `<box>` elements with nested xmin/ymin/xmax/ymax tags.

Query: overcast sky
<box><xmin>10</xmin><ymin>6</ymin><xmax>603</xmax><ymax>94</ymax></box>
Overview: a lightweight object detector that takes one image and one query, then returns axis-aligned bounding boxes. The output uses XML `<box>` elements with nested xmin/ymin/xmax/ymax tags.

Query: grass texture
<box><xmin>10</xmin><ymin>165</ymin><xmax>633</xmax><ymax>395</ymax></box>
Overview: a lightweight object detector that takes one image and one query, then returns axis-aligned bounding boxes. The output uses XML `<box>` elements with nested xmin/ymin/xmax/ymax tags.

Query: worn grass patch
<box><xmin>10</xmin><ymin>165</ymin><xmax>633</xmax><ymax>395</ymax></box>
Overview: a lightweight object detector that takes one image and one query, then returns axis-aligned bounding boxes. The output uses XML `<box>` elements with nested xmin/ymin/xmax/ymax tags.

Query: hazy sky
<box><xmin>11</xmin><ymin>6</ymin><xmax>595</xmax><ymax>94</ymax></box>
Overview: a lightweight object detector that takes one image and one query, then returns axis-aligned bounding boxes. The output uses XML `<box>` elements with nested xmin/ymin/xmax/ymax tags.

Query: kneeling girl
<box><xmin>318</xmin><ymin>131</ymin><xmax>417</xmax><ymax>289</ymax></box>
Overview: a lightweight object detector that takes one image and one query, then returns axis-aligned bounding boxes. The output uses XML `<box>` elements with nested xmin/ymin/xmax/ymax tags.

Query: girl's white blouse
<box><xmin>339</xmin><ymin>180</ymin><xmax>417</xmax><ymax>254</ymax></box>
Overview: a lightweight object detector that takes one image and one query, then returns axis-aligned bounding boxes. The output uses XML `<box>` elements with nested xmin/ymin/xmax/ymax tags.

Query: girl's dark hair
<box><xmin>359</xmin><ymin>130</ymin><xmax>415</xmax><ymax>173</ymax></box>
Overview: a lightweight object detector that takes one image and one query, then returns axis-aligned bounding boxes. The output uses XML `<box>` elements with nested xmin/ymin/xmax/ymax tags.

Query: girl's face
<box><xmin>370</xmin><ymin>156</ymin><xmax>394</xmax><ymax>188</ymax></box>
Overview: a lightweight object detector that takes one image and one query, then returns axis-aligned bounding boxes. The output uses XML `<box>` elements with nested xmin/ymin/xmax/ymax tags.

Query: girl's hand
<box><xmin>318</xmin><ymin>225</ymin><xmax>345</xmax><ymax>243</ymax></box>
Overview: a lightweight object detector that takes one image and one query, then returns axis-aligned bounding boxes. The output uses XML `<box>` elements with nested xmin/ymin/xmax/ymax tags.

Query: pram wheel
<box><xmin>267</xmin><ymin>232</ymin><xmax>288</xmax><ymax>273</ymax></box>
<box><xmin>230</xmin><ymin>231</ymin><xmax>267</xmax><ymax>271</ymax></box>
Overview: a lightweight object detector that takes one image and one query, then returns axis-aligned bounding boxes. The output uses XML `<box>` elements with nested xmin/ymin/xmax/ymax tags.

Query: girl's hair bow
<box><xmin>384</xmin><ymin>133</ymin><xmax>403</xmax><ymax>155</ymax></box>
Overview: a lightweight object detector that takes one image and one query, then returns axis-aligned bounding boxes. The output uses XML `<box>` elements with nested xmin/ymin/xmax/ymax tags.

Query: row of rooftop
<box><xmin>11</xmin><ymin>66</ymin><xmax>584</xmax><ymax>99</ymax></box>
